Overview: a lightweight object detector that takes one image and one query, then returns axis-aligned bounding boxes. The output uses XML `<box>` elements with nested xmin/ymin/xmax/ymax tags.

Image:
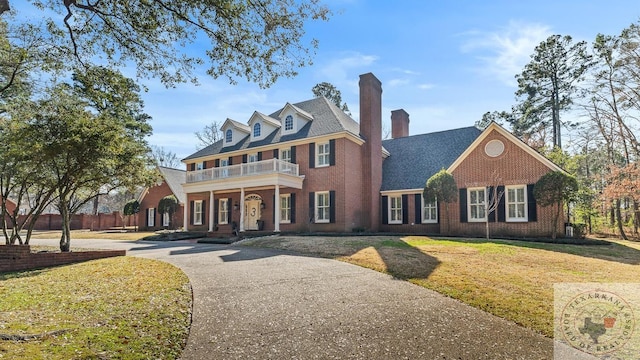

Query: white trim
<box><xmin>162</xmin><ymin>212</ymin><xmax>170</xmax><ymax>227</ymax></box>
<box><xmin>315</xmin><ymin>191</ymin><xmax>330</xmax><ymax>223</ymax></box>
<box><xmin>380</xmin><ymin>188</ymin><xmax>423</xmax><ymax>196</ymax></box>
<box><xmin>219</xmin><ymin>198</ymin><xmax>229</xmax><ymax>225</ymax></box>
<box><xmin>279</xmin><ymin>193</ymin><xmax>291</xmax><ymax>224</ymax></box>
<box><xmin>505</xmin><ymin>185</ymin><xmax>528</xmax><ymax>222</ymax></box>
<box><xmin>467</xmin><ymin>187</ymin><xmax>486</xmax><ymax>222</ymax></box>
<box><xmin>193</xmin><ymin>200</ymin><xmax>203</xmax><ymax>225</ymax></box>
<box><xmin>316</xmin><ymin>142</ymin><xmax>330</xmax><ymax>168</ymax></box>
<box><xmin>388</xmin><ymin>195</ymin><xmax>403</xmax><ymax>224</ymax></box>
<box><xmin>148</xmin><ymin>207</ymin><xmax>155</xmax><ymax>227</ymax></box>
<box><xmin>421</xmin><ymin>196</ymin><xmax>438</xmax><ymax>224</ymax></box>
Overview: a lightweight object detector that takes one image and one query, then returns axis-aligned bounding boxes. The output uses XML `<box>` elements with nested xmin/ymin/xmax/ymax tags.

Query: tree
<box><xmin>2</xmin><ymin>1</ymin><xmax>332</xmax><ymax>88</ymax></box>
<box><xmin>601</xmin><ymin>163</ymin><xmax>640</xmax><ymax>240</ymax></box>
<box><xmin>151</xmin><ymin>145</ymin><xmax>180</xmax><ymax>168</ymax></box>
<box><xmin>312</xmin><ymin>82</ymin><xmax>350</xmax><ymax>115</ymax></box>
<box><xmin>483</xmin><ymin>170</ymin><xmax>505</xmax><ymax>240</ymax></box>
<box><xmin>533</xmin><ymin>171</ymin><xmax>578</xmax><ymax>239</ymax></box>
<box><xmin>195</xmin><ymin>121</ymin><xmax>222</xmax><ymax>150</ymax></box>
<box><xmin>424</xmin><ymin>169</ymin><xmax>458</xmax><ymax>234</ymax></box>
<box><xmin>123</xmin><ymin>199</ymin><xmax>140</xmax><ymax>231</ymax></box>
<box><xmin>158</xmin><ymin>195</ymin><xmax>178</xmax><ymax>229</ymax></box>
<box><xmin>513</xmin><ymin>35</ymin><xmax>592</xmax><ymax>149</ymax></box>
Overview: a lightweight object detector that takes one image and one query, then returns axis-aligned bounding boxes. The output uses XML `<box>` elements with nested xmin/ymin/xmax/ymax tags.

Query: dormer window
<box><xmin>225</xmin><ymin>129</ymin><xmax>232</xmax><ymax>143</ymax></box>
<box><xmin>285</xmin><ymin>115</ymin><xmax>294</xmax><ymax>131</ymax></box>
<box><xmin>253</xmin><ymin>123</ymin><xmax>261</xmax><ymax>137</ymax></box>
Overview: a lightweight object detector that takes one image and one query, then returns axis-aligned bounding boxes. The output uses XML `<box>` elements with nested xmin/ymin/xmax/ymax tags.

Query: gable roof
<box><xmin>157</xmin><ymin>166</ymin><xmax>187</xmax><ymax>204</ymax></box>
<box><xmin>381</xmin><ymin>126</ymin><xmax>482</xmax><ymax>191</ymax></box>
<box><xmin>183</xmin><ymin>97</ymin><xmax>361</xmax><ymax>161</ymax></box>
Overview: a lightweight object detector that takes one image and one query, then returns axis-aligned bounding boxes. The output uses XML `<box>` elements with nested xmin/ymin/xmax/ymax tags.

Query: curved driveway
<box><xmin>31</xmin><ymin>238</ymin><xmax>561</xmax><ymax>359</ymax></box>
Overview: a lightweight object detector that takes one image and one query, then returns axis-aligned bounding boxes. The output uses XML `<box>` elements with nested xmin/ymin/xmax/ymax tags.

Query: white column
<box><xmin>209</xmin><ymin>191</ymin><xmax>215</xmax><ymax>232</ymax></box>
<box><xmin>183</xmin><ymin>195</ymin><xmax>188</xmax><ymax>231</ymax></box>
<box><xmin>239</xmin><ymin>187</ymin><xmax>245</xmax><ymax>232</ymax></box>
<box><xmin>274</xmin><ymin>186</ymin><xmax>280</xmax><ymax>232</ymax></box>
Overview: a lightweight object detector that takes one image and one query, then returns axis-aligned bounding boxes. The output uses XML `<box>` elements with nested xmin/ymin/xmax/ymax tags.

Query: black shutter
<box><xmin>290</xmin><ymin>193</ymin><xmax>296</xmax><ymax>224</ymax></box>
<box><xmin>145</xmin><ymin>208</ymin><xmax>149</xmax><ymax>227</ymax></box>
<box><xmin>497</xmin><ymin>186</ymin><xmax>506</xmax><ymax>222</ymax></box>
<box><xmin>153</xmin><ymin>209</ymin><xmax>157</xmax><ymax>227</ymax></box>
<box><xmin>401</xmin><ymin>194</ymin><xmax>409</xmax><ymax>224</ymax></box>
<box><xmin>488</xmin><ymin>186</ymin><xmax>496</xmax><ymax>222</ymax></box>
<box><xmin>459</xmin><ymin>188</ymin><xmax>467</xmax><ymax>223</ymax></box>
<box><xmin>214</xmin><ymin>200</ymin><xmax>219</xmax><ymax>225</ymax></box>
<box><xmin>228</xmin><ymin>156</ymin><xmax>233</xmax><ymax>165</ymax></box>
<box><xmin>242</xmin><ymin>154</ymin><xmax>247</xmax><ymax>163</ymax></box>
<box><xmin>309</xmin><ymin>143</ymin><xmax>315</xmax><ymax>168</ymax></box>
<box><xmin>527</xmin><ymin>184</ymin><xmax>537</xmax><ymax>222</ymax></box>
<box><xmin>257</xmin><ymin>152</ymin><xmax>262</xmax><ymax>161</ymax></box>
<box><xmin>214</xmin><ymin>159</ymin><xmax>220</xmax><ymax>167</ymax></box>
<box><xmin>190</xmin><ymin>163</ymin><xmax>195</xmax><ymax>171</ymax></box>
<box><xmin>309</xmin><ymin>192</ymin><xmax>315</xmax><ymax>223</ymax></box>
<box><xmin>202</xmin><ymin>200</ymin><xmax>206</xmax><ymax>226</ymax></box>
<box><xmin>190</xmin><ymin>201</ymin><xmax>194</xmax><ymax>225</ymax></box>
<box><xmin>329</xmin><ymin>191</ymin><xmax>336</xmax><ymax>223</ymax></box>
<box><xmin>228</xmin><ymin>199</ymin><xmax>232</xmax><ymax>224</ymax></box>
<box><xmin>382</xmin><ymin>196</ymin><xmax>389</xmax><ymax>224</ymax></box>
<box><xmin>273</xmin><ymin>149</ymin><xmax>279</xmax><ymax>159</ymax></box>
<box><xmin>290</xmin><ymin>146</ymin><xmax>297</xmax><ymax>164</ymax></box>
<box><xmin>437</xmin><ymin>200</ymin><xmax>441</xmax><ymax>224</ymax></box>
<box><xmin>202</xmin><ymin>161</ymin><xmax>207</xmax><ymax>169</ymax></box>
<box><xmin>415</xmin><ymin>194</ymin><xmax>422</xmax><ymax>223</ymax></box>
<box><xmin>329</xmin><ymin>139</ymin><xmax>336</xmax><ymax>166</ymax></box>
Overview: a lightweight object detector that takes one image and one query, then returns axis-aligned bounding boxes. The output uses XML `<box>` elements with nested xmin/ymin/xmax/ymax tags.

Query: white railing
<box><xmin>186</xmin><ymin>158</ymin><xmax>299</xmax><ymax>183</ymax></box>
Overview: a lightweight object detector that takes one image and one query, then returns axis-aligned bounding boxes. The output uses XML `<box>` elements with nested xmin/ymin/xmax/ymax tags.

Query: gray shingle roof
<box><xmin>381</xmin><ymin>126</ymin><xmax>482</xmax><ymax>191</ymax></box>
<box><xmin>158</xmin><ymin>166</ymin><xmax>187</xmax><ymax>204</ymax></box>
<box><xmin>183</xmin><ymin>97</ymin><xmax>361</xmax><ymax>161</ymax></box>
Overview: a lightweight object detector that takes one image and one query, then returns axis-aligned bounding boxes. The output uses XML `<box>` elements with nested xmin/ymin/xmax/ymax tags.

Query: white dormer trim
<box><xmin>221</xmin><ymin>118</ymin><xmax>250</xmax><ymax>148</ymax></box>
<box><xmin>248</xmin><ymin>111</ymin><xmax>280</xmax><ymax>142</ymax></box>
<box><xmin>278</xmin><ymin>103</ymin><xmax>314</xmax><ymax>135</ymax></box>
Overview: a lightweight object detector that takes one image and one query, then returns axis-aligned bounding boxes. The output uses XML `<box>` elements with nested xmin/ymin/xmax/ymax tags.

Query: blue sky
<box><xmin>14</xmin><ymin>1</ymin><xmax>640</xmax><ymax>160</ymax></box>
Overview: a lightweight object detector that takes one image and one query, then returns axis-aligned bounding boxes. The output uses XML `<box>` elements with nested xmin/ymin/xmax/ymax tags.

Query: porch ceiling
<box><xmin>182</xmin><ymin>173</ymin><xmax>304</xmax><ymax>194</ymax></box>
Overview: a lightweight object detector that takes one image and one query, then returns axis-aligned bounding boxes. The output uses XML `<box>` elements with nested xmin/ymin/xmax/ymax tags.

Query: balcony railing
<box><xmin>186</xmin><ymin>158</ymin><xmax>299</xmax><ymax>183</ymax></box>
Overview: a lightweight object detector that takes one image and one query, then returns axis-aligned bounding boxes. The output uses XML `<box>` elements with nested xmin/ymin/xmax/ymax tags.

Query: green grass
<box><xmin>0</xmin><ymin>257</ymin><xmax>191</xmax><ymax>359</ymax></box>
<box><xmin>241</xmin><ymin>235</ymin><xmax>640</xmax><ymax>337</ymax></box>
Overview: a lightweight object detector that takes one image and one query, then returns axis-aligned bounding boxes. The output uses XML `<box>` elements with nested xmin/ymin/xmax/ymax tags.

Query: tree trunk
<box><xmin>552</xmin><ymin>203</ymin><xmax>561</xmax><ymax>240</ymax></box>
<box><xmin>59</xmin><ymin>203</ymin><xmax>71</xmax><ymax>252</ymax></box>
<box><xmin>615</xmin><ymin>199</ymin><xmax>628</xmax><ymax>240</ymax></box>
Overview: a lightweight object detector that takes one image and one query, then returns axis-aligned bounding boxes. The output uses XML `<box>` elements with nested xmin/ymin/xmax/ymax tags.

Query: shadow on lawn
<box><xmin>428</xmin><ymin>237</ymin><xmax>640</xmax><ymax>265</ymax></box>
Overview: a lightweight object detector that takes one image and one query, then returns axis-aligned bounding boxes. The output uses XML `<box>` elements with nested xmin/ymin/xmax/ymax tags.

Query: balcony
<box><xmin>186</xmin><ymin>158</ymin><xmax>300</xmax><ymax>183</ymax></box>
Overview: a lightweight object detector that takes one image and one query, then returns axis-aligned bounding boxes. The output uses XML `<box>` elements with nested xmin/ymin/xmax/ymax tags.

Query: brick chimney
<box><xmin>391</xmin><ymin>109</ymin><xmax>410</xmax><ymax>138</ymax></box>
<box><xmin>359</xmin><ymin>73</ymin><xmax>382</xmax><ymax>231</ymax></box>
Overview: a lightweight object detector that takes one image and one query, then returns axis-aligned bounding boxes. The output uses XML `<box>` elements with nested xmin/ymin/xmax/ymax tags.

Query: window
<box><xmin>162</xmin><ymin>212</ymin><xmax>170</xmax><ymax>227</ymax></box>
<box><xmin>422</xmin><ymin>198</ymin><xmax>437</xmax><ymax>223</ymax></box>
<box><xmin>148</xmin><ymin>208</ymin><xmax>155</xmax><ymax>227</ymax></box>
<box><xmin>506</xmin><ymin>185</ymin><xmax>527</xmax><ymax>221</ymax></box>
<box><xmin>280</xmin><ymin>148</ymin><xmax>291</xmax><ymax>163</ymax></box>
<box><xmin>194</xmin><ymin>200</ymin><xmax>203</xmax><ymax>225</ymax></box>
<box><xmin>280</xmin><ymin>194</ymin><xmax>291</xmax><ymax>223</ymax></box>
<box><xmin>315</xmin><ymin>192</ymin><xmax>330</xmax><ymax>223</ymax></box>
<box><xmin>285</xmin><ymin>115</ymin><xmax>294</xmax><ymax>131</ymax></box>
<box><xmin>248</xmin><ymin>153</ymin><xmax>258</xmax><ymax>163</ymax></box>
<box><xmin>219</xmin><ymin>199</ymin><xmax>229</xmax><ymax>225</ymax></box>
<box><xmin>468</xmin><ymin>188</ymin><xmax>486</xmax><ymax>222</ymax></box>
<box><xmin>253</xmin><ymin>123</ymin><xmax>261</xmax><ymax>137</ymax></box>
<box><xmin>196</xmin><ymin>162</ymin><xmax>204</xmax><ymax>171</ymax></box>
<box><xmin>317</xmin><ymin>142</ymin><xmax>330</xmax><ymax>167</ymax></box>
<box><xmin>389</xmin><ymin>196</ymin><xmax>403</xmax><ymax>224</ymax></box>
<box><xmin>225</xmin><ymin>129</ymin><xmax>232</xmax><ymax>143</ymax></box>
<box><xmin>220</xmin><ymin>159</ymin><xmax>229</xmax><ymax>177</ymax></box>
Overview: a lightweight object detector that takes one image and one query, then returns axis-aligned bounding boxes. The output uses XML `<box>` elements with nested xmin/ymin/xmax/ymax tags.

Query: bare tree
<box><xmin>195</xmin><ymin>121</ymin><xmax>222</xmax><ymax>150</ymax></box>
<box><xmin>150</xmin><ymin>145</ymin><xmax>180</xmax><ymax>168</ymax></box>
<box><xmin>485</xmin><ymin>170</ymin><xmax>505</xmax><ymax>239</ymax></box>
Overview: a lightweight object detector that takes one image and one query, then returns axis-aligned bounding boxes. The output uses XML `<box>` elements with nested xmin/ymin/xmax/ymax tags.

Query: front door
<box><xmin>244</xmin><ymin>199</ymin><xmax>261</xmax><ymax>230</ymax></box>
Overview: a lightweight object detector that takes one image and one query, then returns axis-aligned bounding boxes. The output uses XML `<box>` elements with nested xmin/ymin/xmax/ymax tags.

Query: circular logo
<box><xmin>560</xmin><ymin>289</ymin><xmax>635</xmax><ymax>355</ymax></box>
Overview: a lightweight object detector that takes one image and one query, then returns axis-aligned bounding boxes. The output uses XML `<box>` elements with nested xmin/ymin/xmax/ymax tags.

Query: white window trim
<box><xmin>253</xmin><ymin>123</ymin><xmax>261</xmax><ymax>138</ymax></box>
<box><xmin>388</xmin><ymin>195</ymin><xmax>403</xmax><ymax>224</ymax></box>
<box><xmin>194</xmin><ymin>200</ymin><xmax>203</xmax><ymax>225</ymax></box>
<box><xmin>422</xmin><ymin>196</ymin><xmax>438</xmax><ymax>224</ymax></box>
<box><xmin>506</xmin><ymin>185</ymin><xmax>528</xmax><ymax>222</ymax></box>
<box><xmin>196</xmin><ymin>161</ymin><xmax>204</xmax><ymax>171</ymax></box>
<box><xmin>148</xmin><ymin>207</ymin><xmax>155</xmax><ymax>227</ymax></box>
<box><xmin>284</xmin><ymin>115</ymin><xmax>295</xmax><ymax>133</ymax></box>
<box><xmin>225</xmin><ymin>129</ymin><xmax>232</xmax><ymax>143</ymax></box>
<box><xmin>280</xmin><ymin>194</ymin><xmax>291</xmax><ymax>224</ymax></box>
<box><xmin>219</xmin><ymin>198</ymin><xmax>229</xmax><ymax>225</ymax></box>
<box><xmin>315</xmin><ymin>191</ymin><xmax>330</xmax><ymax>223</ymax></box>
<box><xmin>468</xmin><ymin>187</ymin><xmax>487</xmax><ymax>222</ymax></box>
<box><xmin>316</xmin><ymin>142</ymin><xmax>330</xmax><ymax>168</ymax></box>
<box><xmin>248</xmin><ymin>153</ymin><xmax>258</xmax><ymax>163</ymax></box>
<box><xmin>162</xmin><ymin>212</ymin><xmax>170</xmax><ymax>227</ymax></box>
<box><xmin>280</xmin><ymin>148</ymin><xmax>291</xmax><ymax>163</ymax></box>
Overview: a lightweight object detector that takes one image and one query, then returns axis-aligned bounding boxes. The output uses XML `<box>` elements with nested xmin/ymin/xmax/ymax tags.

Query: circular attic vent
<box><xmin>484</xmin><ymin>139</ymin><xmax>505</xmax><ymax>157</ymax></box>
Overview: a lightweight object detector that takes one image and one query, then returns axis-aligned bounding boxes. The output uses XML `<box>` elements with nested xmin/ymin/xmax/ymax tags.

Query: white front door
<box><xmin>244</xmin><ymin>200</ymin><xmax>261</xmax><ymax>230</ymax></box>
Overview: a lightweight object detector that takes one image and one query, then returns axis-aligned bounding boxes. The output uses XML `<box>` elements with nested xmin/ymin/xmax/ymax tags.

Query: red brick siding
<box><xmin>139</xmin><ymin>181</ymin><xmax>184</xmax><ymax>231</ymax></box>
<box><xmin>0</xmin><ymin>245</ymin><xmax>125</xmax><ymax>273</ymax></box>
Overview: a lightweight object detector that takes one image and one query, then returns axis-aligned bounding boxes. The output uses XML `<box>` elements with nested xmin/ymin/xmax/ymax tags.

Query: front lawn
<box><xmin>240</xmin><ymin>235</ymin><xmax>640</xmax><ymax>337</ymax></box>
<box><xmin>0</xmin><ymin>257</ymin><xmax>191</xmax><ymax>359</ymax></box>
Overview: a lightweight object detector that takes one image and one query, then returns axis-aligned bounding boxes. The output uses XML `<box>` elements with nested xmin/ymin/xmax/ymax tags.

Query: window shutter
<box><xmin>202</xmin><ymin>200</ymin><xmax>206</xmax><ymax>226</ymax></box>
<box><xmin>308</xmin><ymin>143</ymin><xmax>315</xmax><ymax>168</ymax></box>
<box><xmin>497</xmin><ymin>186</ymin><xmax>506</xmax><ymax>222</ymax></box>
<box><xmin>202</xmin><ymin>161</ymin><xmax>207</xmax><ymax>169</ymax></box>
<box><xmin>309</xmin><ymin>192</ymin><xmax>315</xmax><ymax>223</ymax></box>
<box><xmin>527</xmin><ymin>184</ymin><xmax>537</xmax><ymax>222</ymax></box>
<box><xmin>146</xmin><ymin>208</ymin><xmax>149</xmax><ymax>227</ymax></box>
<box><xmin>190</xmin><ymin>201</ymin><xmax>194</xmax><ymax>225</ymax></box>
<box><xmin>257</xmin><ymin>152</ymin><xmax>262</xmax><ymax>161</ymax></box>
<box><xmin>401</xmin><ymin>194</ymin><xmax>409</xmax><ymax>224</ymax></box>
<box><xmin>329</xmin><ymin>191</ymin><xmax>336</xmax><ymax>223</ymax></box>
<box><xmin>242</xmin><ymin>154</ymin><xmax>247</xmax><ymax>163</ymax></box>
<box><xmin>227</xmin><ymin>199</ymin><xmax>232</xmax><ymax>224</ymax></box>
<box><xmin>214</xmin><ymin>159</ymin><xmax>220</xmax><ymax>167</ymax></box>
<box><xmin>329</xmin><ymin>139</ymin><xmax>336</xmax><ymax>166</ymax></box>
<box><xmin>273</xmin><ymin>149</ymin><xmax>279</xmax><ymax>159</ymax></box>
<box><xmin>459</xmin><ymin>188</ymin><xmax>467</xmax><ymax>223</ymax></box>
<box><xmin>488</xmin><ymin>186</ymin><xmax>497</xmax><ymax>222</ymax></box>
<box><xmin>291</xmin><ymin>193</ymin><xmax>296</xmax><ymax>224</ymax></box>
<box><xmin>437</xmin><ymin>200</ymin><xmax>440</xmax><ymax>223</ymax></box>
<box><xmin>228</xmin><ymin>156</ymin><xmax>233</xmax><ymax>166</ymax></box>
<box><xmin>214</xmin><ymin>200</ymin><xmax>219</xmax><ymax>225</ymax></box>
<box><xmin>290</xmin><ymin>146</ymin><xmax>297</xmax><ymax>164</ymax></box>
<box><xmin>382</xmin><ymin>196</ymin><xmax>389</xmax><ymax>224</ymax></box>
<box><xmin>415</xmin><ymin>194</ymin><xmax>422</xmax><ymax>223</ymax></box>
<box><xmin>153</xmin><ymin>208</ymin><xmax>157</xmax><ymax>226</ymax></box>
<box><xmin>190</xmin><ymin>163</ymin><xmax>195</xmax><ymax>171</ymax></box>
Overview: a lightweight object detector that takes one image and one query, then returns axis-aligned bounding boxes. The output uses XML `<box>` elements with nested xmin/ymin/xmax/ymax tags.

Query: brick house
<box><xmin>181</xmin><ymin>72</ymin><xmax>565</xmax><ymax>237</ymax></box>
<box><xmin>139</xmin><ymin>166</ymin><xmax>186</xmax><ymax>230</ymax></box>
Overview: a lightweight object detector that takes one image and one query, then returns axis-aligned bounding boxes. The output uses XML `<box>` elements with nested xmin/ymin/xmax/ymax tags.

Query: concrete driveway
<box><xmin>30</xmin><ymin>238</ymin><xmax>558</xmax><ymax>359</ymax></box>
